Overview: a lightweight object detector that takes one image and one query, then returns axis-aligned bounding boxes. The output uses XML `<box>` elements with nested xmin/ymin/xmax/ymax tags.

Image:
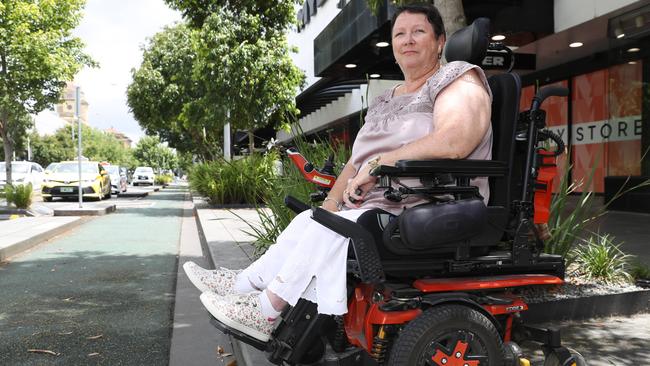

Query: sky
<box><xmin>71</xmin><ymin>0</ymin><xmax>182</xmax><ymax>144</ymax></box>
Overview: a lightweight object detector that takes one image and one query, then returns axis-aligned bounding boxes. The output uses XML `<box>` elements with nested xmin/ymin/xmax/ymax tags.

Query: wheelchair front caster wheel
<box><xmin>543</xmin><ymin>347</ymin><xmax>587</xmax><ymax>366</ymax></box>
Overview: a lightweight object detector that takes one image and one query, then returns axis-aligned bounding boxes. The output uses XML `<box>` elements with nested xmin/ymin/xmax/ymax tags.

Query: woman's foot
<box><xmin>200</xmin><ymin>292</ymin><xmax>278</xmax><ymax>342</ymax></box>
<box><xmin>183</xmin><ymin>261</ymin><xmax>242</xmax><ymax>295</ymax></box>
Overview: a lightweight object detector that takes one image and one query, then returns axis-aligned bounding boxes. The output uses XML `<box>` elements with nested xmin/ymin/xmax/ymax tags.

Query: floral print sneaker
<box><xmin>200</xmin><ymin>292</ymin><xmax>277</xmax><ymax>342</ymax></box>
<box><xmin>183</xmin><ymin>261</ymin><xmax>242</xmax><ymax>295</ymax></box>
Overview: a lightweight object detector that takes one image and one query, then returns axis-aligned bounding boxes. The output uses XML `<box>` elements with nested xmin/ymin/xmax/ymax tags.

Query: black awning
<box><xmin>296</xmin><ymin>79</ymin><xmax>366</xmax><ymax>117</ymax></box>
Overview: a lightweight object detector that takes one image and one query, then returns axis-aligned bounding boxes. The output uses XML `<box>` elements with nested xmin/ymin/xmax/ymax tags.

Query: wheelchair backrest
<box><xmin>487</xmin><ymin>73</ymin><xmax>522</xmax><ymax>209</ymax></box>
<box><xmin>445</xmin><ymin>17</ymin><xmax>523</xmax><ymax>211</ymax></box>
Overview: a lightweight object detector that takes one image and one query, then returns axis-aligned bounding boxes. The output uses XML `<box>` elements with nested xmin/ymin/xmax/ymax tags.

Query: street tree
<box><xmin>29</xmin><ymin>125</ymin><xmax>134</xmax><ymax>168</ymax></box>
<box><xmin>0</xmin><ymin>110</ymin><xmax>31</xmax><ymax>160</ymax></box>
<box><xmin>367</xmin><ymin>0</ymin><xmax>466</xmax><ymax>42</ymax></box>
<box><xmin>127</xmin><ymin>24</ymin><xmax>220</xmax><ymax>161</ymax></box>
<box><xmin>129</xmin><ymin>8</ymin><xmax>304</xmax><ymax>158</ymax></box>
<box><xmin>133</xmin><ymin>135</ymin><xmax>178</xmax><ymax>172</ymax></box>
<box><xmin>0</xmin><ymin>0</ymin><xmax>95</xmax><ymax>183</ymax></box>
<box><xmin>164</xmin><ymin>0</ymin><xmax>296</xmax><ymax>34</ymax></box>
<box><xmin>194</xmin><ymin>9</ymin><xmax>304</xmax><ymax>152</ymax></box>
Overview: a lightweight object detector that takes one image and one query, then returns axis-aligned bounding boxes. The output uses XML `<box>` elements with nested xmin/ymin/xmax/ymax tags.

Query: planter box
<box><xmin>604</xmin><ymin>176</ymin><xmax>650</xmax><ymax>213</ymax></box>
<box><xmin>522</xmin><ymin>290</ymin><xmax>650</xmax><ymax>324</ymax></box>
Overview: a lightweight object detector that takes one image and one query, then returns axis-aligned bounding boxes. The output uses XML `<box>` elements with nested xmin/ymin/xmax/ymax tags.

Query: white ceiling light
<box><xmin>629</xmin><ymin>61</ymin><xmax>638</xmax><ymax>65</ymax></box>
<box><xmin>345</xmin><ymin>63</ymin><xmax>357</xmax><ymax>69</ymax></box>
<box><xmin>627</xmin><ymin>47</ymin><xmax>641</xmax><ymax>52</ymax></box>
<box><xmin>569</xmin><ymin>42</ymin><xmax>583</xmax><ymax>48</ymax></box>
<box><xmin>614</xmin><ymin>22</ymin><xmax>625</xmax><ymax>38</ymax></box>
<box><xmin>369</xmin><ymin>73</ymin><xmax>381</xmax><ymax>78</ymax></box>
<box><xmin>491</xmin><ymin>34</ymin><xmax>506</xmax><ymax>41</ymax></box>
<box><xmin>375</xmin><ymin>41</ymin><xmax>389</xmax><ymax>48</ymax></box>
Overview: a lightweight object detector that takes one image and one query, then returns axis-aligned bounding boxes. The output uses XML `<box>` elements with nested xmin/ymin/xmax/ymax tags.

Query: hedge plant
<box><xmin>189</xmin><ymin>152</ymin><xmax>278</xmax><ymax>205</ymax></box>
<box><xmin>4</xmin><ymin>183</ymin><xmax>33</xmax><ymax>209</ymax></box>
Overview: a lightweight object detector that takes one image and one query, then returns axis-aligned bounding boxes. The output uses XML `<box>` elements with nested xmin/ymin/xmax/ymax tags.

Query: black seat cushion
<box><xmin>398</xmin><ymin>198</ymin><xmax>487</xmax><ymax>250</ymax></box>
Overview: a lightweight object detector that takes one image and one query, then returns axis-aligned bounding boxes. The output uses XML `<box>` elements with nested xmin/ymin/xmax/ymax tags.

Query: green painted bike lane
<box><xmin>0</xmin><ymin>188</ymin><xmax>187</xmax><ymax>365</ymax></box>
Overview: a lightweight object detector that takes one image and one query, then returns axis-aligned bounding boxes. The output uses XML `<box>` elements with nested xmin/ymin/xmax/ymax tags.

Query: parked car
<box><xmin>0</xmin><ymin>161</ymin><xmax>45</xmax><ymax>191</ymax></box>
<box><xmin>105</xmin><ymin>165</ymin><xmax>128</xmax><ymax>194</ymax></box>
<box><xmin>41</xmin><ymin>161</ymin><xmax>111</xmax><ymax>201</ymax></box>
<box><xmin>132</xmin><ymin>166</ymin><xmax>155</xmax><ymax>186</ymax></box>
<box><xmin>44</xmin><ymin>162</ymin><xmax>59</xmax><ymax>174</ymax></box>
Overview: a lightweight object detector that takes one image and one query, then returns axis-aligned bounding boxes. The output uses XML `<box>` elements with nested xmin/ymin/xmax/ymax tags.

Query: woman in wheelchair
<box><xmin>184</xmin><ymin>3</ymin><xmax>492</xmax><ymax>343</ymax></box>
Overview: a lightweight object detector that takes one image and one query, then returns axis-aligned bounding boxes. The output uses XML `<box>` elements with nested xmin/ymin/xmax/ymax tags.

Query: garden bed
<box><xmin>519</xmin><ymin>273</ymin><xmax>650</xmax><ymax>323</ymax></box>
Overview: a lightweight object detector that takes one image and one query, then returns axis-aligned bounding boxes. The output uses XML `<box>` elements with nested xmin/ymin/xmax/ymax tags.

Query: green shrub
<box><xmin>240</xmin><ymin>136</ymin><xmax>350</xmax><ymax>254</ymax></box>
<box><xmin>5</xmin><ymin>183</ymin><xmax>33</xmax><ymax>209</ymax></box>
<box><xmin>155</xmin><ymin>174</ymin><xmax>173</xmax><ymax>185</ymax></box>
<box><xmin>189</xmin><ymin>152</ymin><xmax>278</xmax><ymax>205</ymax></box>
<box><xmin>545</xmin><ymin>149</ymin><xmax>650</xmax><ymax>264</ymax></box>
<box><xmin>572</xmin><ymin>233</ymin><xmax>632</xmax><ymax>284</ymax></box>
<box><xmin>630</xmin><ymin>260</ymin><xmax>650</xmax><ymax>280</ymax></box>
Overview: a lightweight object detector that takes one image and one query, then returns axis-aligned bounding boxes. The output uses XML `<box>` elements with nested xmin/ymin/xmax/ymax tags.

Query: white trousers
<box><xmin>239</xmin><ymin>209</ymin><xmax>369</xmax><ymax>315</ymax></box>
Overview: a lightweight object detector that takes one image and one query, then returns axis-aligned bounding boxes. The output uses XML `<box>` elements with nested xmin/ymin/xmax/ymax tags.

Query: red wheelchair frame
<box><xmin>209</xmin><ymin>18</ymin><xmax>585</xmax><ymax>366</ymax></box>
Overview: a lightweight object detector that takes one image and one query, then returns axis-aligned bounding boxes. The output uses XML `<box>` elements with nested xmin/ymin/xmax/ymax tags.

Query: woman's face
<box><xmin>391</xmin><ymin>12</ymin><xmax>444</xmax><ymax>74</ymax></box>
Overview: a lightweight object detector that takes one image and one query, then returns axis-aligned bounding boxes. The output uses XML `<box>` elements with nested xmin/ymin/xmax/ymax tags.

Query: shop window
<box><xmin>571</xmin><ymin>63</ymin><xmax>643</xmax><ymax>193</ymax></box>
<box><xmin>606</xmin><ymin>62</ymin><xmax>642</xmax><ymax>177</ymax></box>
<box><xmin>572</xmin><ymin>69</ymin><xmax>609</xmax><ymax>193</ymax></box>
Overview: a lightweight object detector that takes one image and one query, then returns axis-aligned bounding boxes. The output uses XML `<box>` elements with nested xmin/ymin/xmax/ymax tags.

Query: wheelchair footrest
<box><xmin>209</xmin><ymin>316</ymin><xmax>270</xmax><ymax>352</ymax></box>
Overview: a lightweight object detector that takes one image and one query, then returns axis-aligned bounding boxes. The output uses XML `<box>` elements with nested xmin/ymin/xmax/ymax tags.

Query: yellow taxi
<box><xmin>42</xmin><ymin>161</ymin><xmax>112</xmax><ymax>202</ymax></box>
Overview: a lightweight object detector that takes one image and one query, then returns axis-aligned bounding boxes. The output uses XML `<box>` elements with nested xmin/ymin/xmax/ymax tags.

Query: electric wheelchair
<box><xmin>210</xmin><ymin>18</ymin><xmax>585</xmax><ymax>366</ymax></box>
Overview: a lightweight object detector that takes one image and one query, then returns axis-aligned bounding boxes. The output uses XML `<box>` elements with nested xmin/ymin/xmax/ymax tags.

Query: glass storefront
<box><xmin>520</xmin><ymin>61</ymin><xmax>643</xmax><ymax>193</ymax></box>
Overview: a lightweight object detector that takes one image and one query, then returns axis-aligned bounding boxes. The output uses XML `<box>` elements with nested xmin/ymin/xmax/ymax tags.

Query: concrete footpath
<box><xmin>192</xmin><ymin>200</ymin><xmax>650</xmax><ymax>366</ymax></box>
<box><xmin>190</xmin><ymin>198</ymin><xmax>273</xmax><ymax>366</ymax></box>
<box><xmin>0</xmin><ymin>216</ymin><xmax>84</xmax><ymax>261</ymax></box>
<box><xmin>2</xmin><ymin>190</ymin><xmax>649</xmax><ymax>365</ymax></box>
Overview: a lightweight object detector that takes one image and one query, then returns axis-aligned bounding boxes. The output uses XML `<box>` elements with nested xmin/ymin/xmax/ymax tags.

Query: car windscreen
<box><xmin>0</xmin><ymin>163</ymin><xmax>30</xmax><ymax>174</ymax></box>
<box><xmin>54</xmin><ymin>163</ymin><xmax>98</xmax><ymax>174</ymax></box>
<box><xmin>135</xmin><ymin>168</ymin><xmax>153</xmax><ymax>174</ymax></box>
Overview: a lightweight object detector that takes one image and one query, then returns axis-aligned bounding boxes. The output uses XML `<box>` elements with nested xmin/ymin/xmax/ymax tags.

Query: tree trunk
<box><xmin>248</xmin><ymin>131</ymin><xmax>255</xmax><ymax>155</ymax></box>
<box><xmin>434</xmin><ymin>0</ymin><xmax>466</xmax><ymax>63</ymax></box>
<box><xmin>435</xmin><ymin>0</ymin><xmax>466</xmax><ymax>37</ymax></box>
<box><xmin>0</xmin><ymin>119</ymin><xmax>13</xmax><ymax>184</ymax></box>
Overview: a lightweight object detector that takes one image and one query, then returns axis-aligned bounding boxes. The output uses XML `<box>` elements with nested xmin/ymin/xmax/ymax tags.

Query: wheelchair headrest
<box><xmin>444</xmin><ymin>17</ymin><xmax>490</xmax><ymax>65</ymax></box>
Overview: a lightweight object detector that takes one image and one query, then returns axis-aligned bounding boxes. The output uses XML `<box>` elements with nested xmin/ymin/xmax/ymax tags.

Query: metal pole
<box><xmin>224</xmin><ymin>110</ymin><xmax>231</xmax><ymax>161</ymax></box>
<box><xmin>76</xmin><ymin>86</ymin><xmax>83</xmax><ymax>208</ymax></box>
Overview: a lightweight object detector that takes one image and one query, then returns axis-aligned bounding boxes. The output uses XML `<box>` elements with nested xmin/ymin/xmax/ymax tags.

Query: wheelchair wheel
<box><xmin>386</xmin><ymin>304</ymin><xmax>505</xmax><ymax>366</ymax></box>
<box><xmin>543</xmin><ymin>347</ymin><xmax>587</xmax><ymax>366</ymax></box>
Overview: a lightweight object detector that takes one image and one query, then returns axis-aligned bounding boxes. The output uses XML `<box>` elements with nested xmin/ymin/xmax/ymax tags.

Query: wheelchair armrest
<box><xmin>310</xmin><ymin>207</ymin><xmax>385</xmax><ymax>284</ymax></box>
<box><xmin>372</xmin><ymin>159</ymin><xmax>508</xmax><ymax>178</ymax></box>
<box><xmin>284</xmin><ymin>195</ymin><xmax>310</xmax><ymax>214</ymax></box>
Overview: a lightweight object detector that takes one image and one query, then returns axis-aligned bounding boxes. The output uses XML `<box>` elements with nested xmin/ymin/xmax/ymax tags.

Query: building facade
<box><xmin>56</xmin><ymin>82</ymin><xmax>90</xmax><ymax>126</ymax></box>
<box><xmin>284</xmin><ymin>0</ymin><xmax>650</xmax><ymax>212</ymax></box>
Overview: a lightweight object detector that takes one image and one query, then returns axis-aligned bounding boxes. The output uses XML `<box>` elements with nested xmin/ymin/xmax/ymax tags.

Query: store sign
<box><xmin>481</xmin><ymin>51</ymin><xmax>536</xmax><ymax>70</ymax></box>
<box><xmin>546</xmin><ymin>116</ymin><xmax>642</xmax><ymax>145</ymax></box>
<box><xmin>297</xmin><ymin>0</ymin><xmax>328</xmax><ymax>32</ymax></box>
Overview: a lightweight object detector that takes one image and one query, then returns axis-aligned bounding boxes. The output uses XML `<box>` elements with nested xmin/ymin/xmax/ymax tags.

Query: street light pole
<box><xmin>224</xmin><ymin>109</ymin><xmax>231</xmax><ymax>161</ymax></box>
<box><xmin>76</xmin><ymin>86</ymin><xmax>83</xmax><ymax>208</ymax></box>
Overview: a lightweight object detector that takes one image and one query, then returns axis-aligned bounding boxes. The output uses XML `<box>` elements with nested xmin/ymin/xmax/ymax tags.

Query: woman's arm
<box><xmin>321</xmin><ymin>159</ymin><xmax>357</xmax><ymax>212</ymax></box>
<box><xmin>344</xmin><ymin>69</ymin><xmax>491</xmax><ymax>207</ymax></box>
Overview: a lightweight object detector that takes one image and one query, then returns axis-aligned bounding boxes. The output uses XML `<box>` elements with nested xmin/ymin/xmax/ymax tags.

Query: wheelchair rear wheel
<box><xmin>387</xmin><ymin>304</ymin><xmax>505</xmax><ymax>366</ymax></box>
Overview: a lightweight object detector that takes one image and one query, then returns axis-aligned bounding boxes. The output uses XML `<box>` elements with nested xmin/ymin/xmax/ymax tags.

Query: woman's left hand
<box><xmin>342</xmin><ymin>163</ymin><xmax>378</xmax><ymax>208</ymax></box>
